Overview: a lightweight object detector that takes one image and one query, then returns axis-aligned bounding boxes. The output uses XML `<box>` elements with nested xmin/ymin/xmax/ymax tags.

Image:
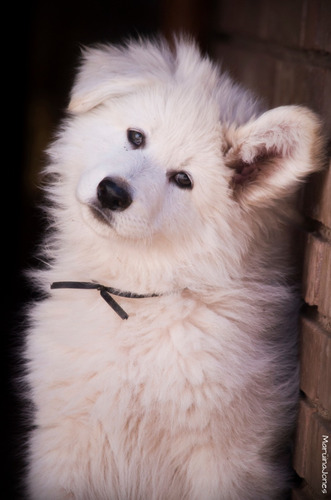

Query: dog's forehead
<box><xmin>154</xmin><ymin>82</ymin><xmax>219</xmax><ymax>120</ymax></box>
<box><xmin>120</xmin><ymin>82</ymin><xmax>222</xmax><ymax>141</ymax></box>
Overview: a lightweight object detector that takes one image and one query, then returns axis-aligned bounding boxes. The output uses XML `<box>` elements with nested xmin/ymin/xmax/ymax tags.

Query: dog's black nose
<box><xmin>97</xmin><ymin>177</ymin><xmax>132</xmax><ymax>211</ymax></box>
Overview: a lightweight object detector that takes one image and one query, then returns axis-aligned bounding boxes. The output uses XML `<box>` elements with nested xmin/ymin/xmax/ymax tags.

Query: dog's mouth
<box><xmin>89</xmin><ymin>204</ymin><xmax>113</xmax><ymax>226</ymax></box>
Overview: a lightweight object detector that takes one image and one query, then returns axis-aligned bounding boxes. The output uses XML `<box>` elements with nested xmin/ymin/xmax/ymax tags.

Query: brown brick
<box><xmin>321</xmin><ymin>0</ymin><xmax>331</xmax><ymax>53</ymax></box>
<box><xmin>293</xmin><ymin>399</ymin><xmax>331</xmax><ymax>496</ymax></box>
<box><xmin>292</xmin><ymin>483</ymin><xmax>322</xmax><ymax>500</ymax></box>
<box><xmin>271</xmin><ymin>62</ymin><xmax>331</xmax><ymax>141</ymax></box>
<box><xmin>213</xmin><ymin>42</ymin><xmax>330</xmax><ymax>129</ymax></box>
<box><xmin>302</xmin><ymin>233</ymin><xmax>331</xmax><ymax>317</ymax></box>
<box><xmin>300</xmin><ymin>0</ymin><xmax>331</xmax><ymax>52</ymax></box>
<box><xmin>259</xmin><ymin>0</ymin><xmax>305</xmax><ymax>48</ymax></box>
<box><xmin>215</xmin><ymin>0</ymin><xmax>264</xmax><ymax>39</ymax></box>
<box><xmin>215</xmin><ymin>0</ymin><xmax>307</xmax><ymax>49</ymax></box>
<box><xmin>272</xmin><ymin>59</ymin><xmax>307</xmax><ymax>107</ymax></box>
<box><xmin>271</xmin><ymin>60</ymin><xmax>328</xmax><ymax>111</ymax></box>
<box><xmin>322</xmin><ymin>70</ymin><xmax>331</xmax><ymax>139</ymax></box>
<box><xmin>214</xmin><ymin>0</ymin><xmax>331</xmax><ymax>53</ymax></box>
<box><xmin>300</xmin><ymin>315</ymin><xmax>331</xmax><ymax>414</ymax></box>
<box><xmin>212</xmin><ymin>42</ymin><xmax>276</xmax><ymax>106</ymax></box>
<box><xmin>304</xmin><ymin>161</ymin><xmax>331</xmax><ymax>229</ymax></box>
<box><xmin>293</xmin><ymin>399</ymin><xmax>314</xmax><ymax>477</ymax></box>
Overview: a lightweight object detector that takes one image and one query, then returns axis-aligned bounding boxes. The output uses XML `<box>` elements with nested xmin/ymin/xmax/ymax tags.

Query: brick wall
<box><xmin>210</xmin><ymin>1</ymin><xmax>331</xmax><ymax>498</ymax></box>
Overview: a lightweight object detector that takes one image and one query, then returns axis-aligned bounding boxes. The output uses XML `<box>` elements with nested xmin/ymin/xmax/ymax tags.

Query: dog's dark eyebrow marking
<box><xmin>51</xmin><ymin>281</ymin><xmax>160</xmax><ymax>320</ymax></box>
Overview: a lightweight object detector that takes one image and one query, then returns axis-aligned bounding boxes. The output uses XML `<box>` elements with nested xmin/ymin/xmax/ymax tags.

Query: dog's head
<box><xmin>48</xmin><ymin>38</ymin><xmax>324</xmax><ymax>279</ymax></box>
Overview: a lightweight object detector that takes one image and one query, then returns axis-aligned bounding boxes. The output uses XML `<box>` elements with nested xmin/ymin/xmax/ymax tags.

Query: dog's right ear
<box><xmin>68</xmin><ymin>44</ymin><xmax>157</xmax><ymax>113</ymax></box>
<box><xmin>224</xmin><ymin>106</ymin><xmax>325</xmax><ymax>208</ymax></box>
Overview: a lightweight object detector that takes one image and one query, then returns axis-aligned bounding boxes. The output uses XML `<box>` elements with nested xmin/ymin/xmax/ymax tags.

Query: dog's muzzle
<box><xmin>89</xmin><ymin>176</ymin><xmax>132</xmax><ymax>225</ymax></box>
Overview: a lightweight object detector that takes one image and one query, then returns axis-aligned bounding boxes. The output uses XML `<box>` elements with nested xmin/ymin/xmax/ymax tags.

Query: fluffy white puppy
<box><xmin>25</xmin><ymin>37</ymin><xmax>324</xmax><ymax>499</ymax></box>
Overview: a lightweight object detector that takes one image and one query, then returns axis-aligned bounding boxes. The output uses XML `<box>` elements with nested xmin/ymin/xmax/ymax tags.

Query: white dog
<box><xmin>25</xmin><ymin>37</ymin><xmax>324</xmax><ymax>499</ymax></box>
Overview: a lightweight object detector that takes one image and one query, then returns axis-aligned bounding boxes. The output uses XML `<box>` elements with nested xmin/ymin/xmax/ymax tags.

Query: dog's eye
<box><xmin>127</xmin><ymin>129</ymin><xmax>145</xmax><ymax>148</ymax></box>
<box><xmin>170</xmin><ymin>171</ymin><xmax>193</xmax><ymax>189</ymax></box>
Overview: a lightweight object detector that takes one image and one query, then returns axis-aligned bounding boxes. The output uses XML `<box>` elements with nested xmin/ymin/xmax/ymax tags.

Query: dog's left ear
<box><xmin>224</xmin><ymin>106</ymin><xmax>324</xmax><ymax>207</ymax></box>
<box><xmin>68</xmin><ymin>44</ymin><xmax>158</xmax><ymax>113</ymax></box>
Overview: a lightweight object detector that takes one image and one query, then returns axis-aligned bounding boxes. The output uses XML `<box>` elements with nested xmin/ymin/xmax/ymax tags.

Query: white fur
<box><xmin>25</xmin><ymin>37</ymin><xmax>324</xmax><ymax>499</ymax></box>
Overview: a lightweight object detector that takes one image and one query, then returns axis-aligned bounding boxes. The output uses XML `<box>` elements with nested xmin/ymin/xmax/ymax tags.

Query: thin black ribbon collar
<box><xmin>51</xmin><ymin>281</ymin><xmax>159</xmax><ymax>320</ymax></box>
